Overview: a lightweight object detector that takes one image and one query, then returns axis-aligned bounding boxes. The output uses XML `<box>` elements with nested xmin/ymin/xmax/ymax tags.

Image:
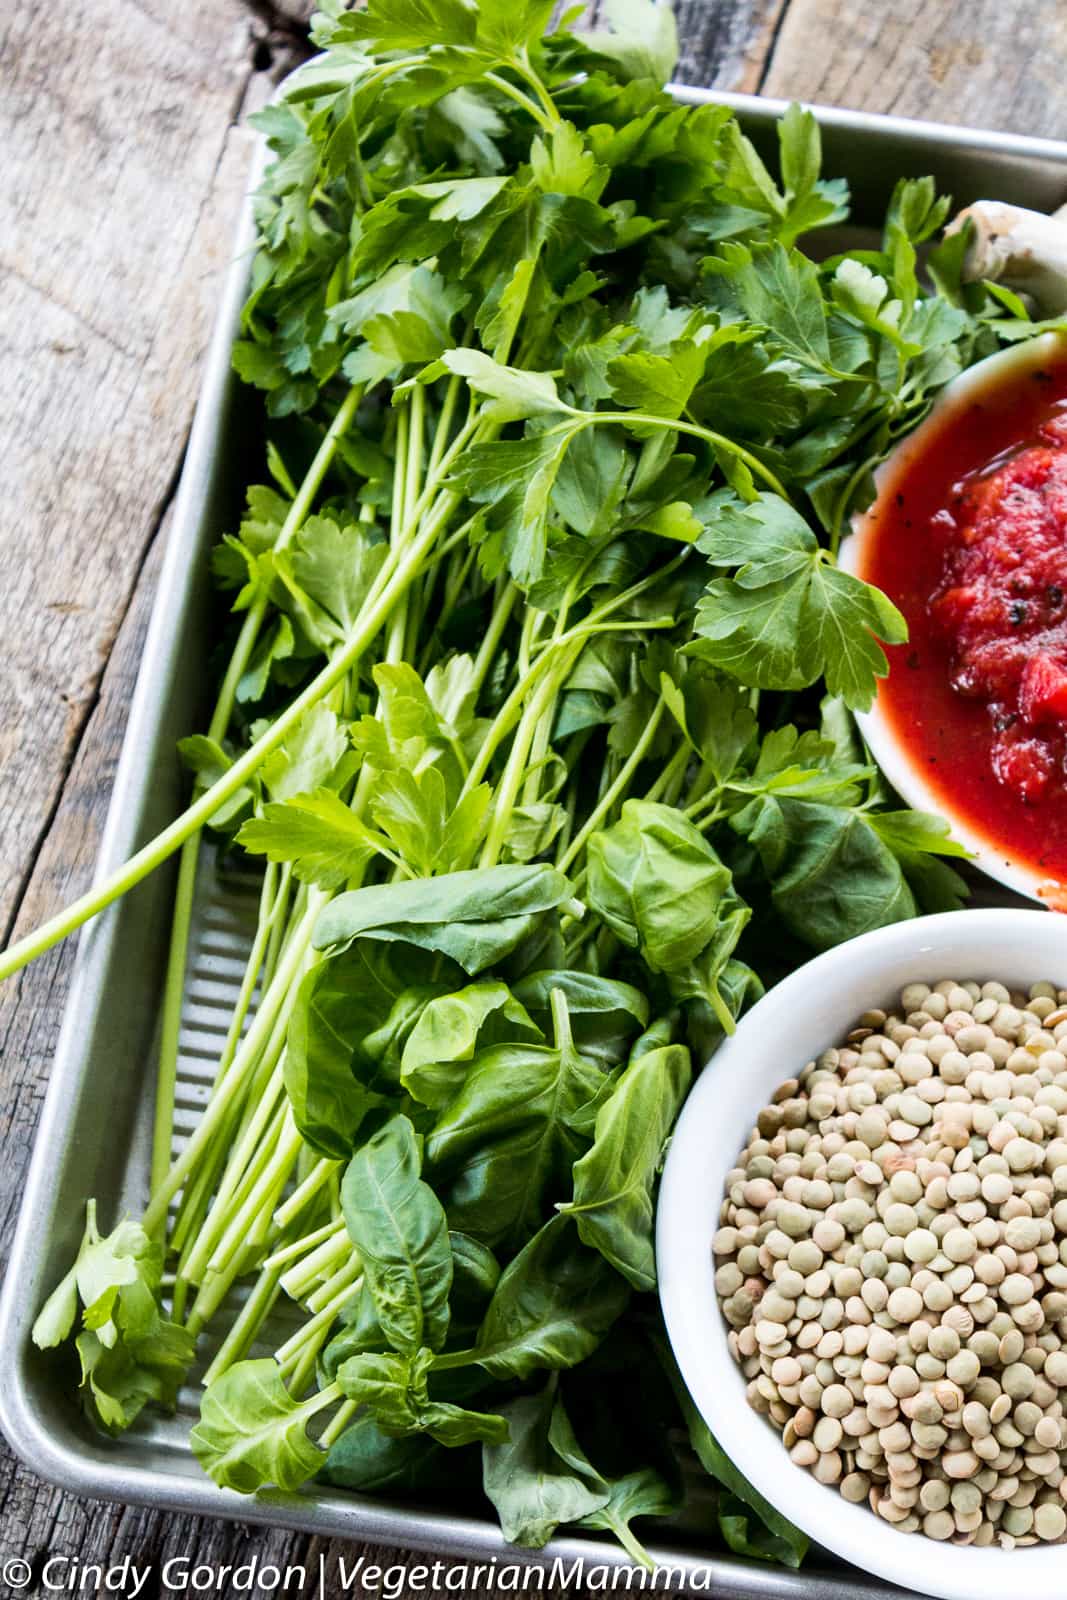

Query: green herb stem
<box><xmin>558</xmin><ymin>697</ymin><xmax>667</xmax><ymax>873</ymax></box>
<box><xmin>265</xmin><ymin>1217</ymin><xmax>344</xmax><ymax>1275</ymax></box>
<box><xmin>588</xmin><ymin>411</ymin><xmax>789</xmax><ymax>500</ymax></box>
<box><xmin>479</xmin><ymin>645</ymin><xmax>578</xmax><ymax>866</ymax></box>
<box><xmin>318</xmin><ymin>1398</ymin><xmax>358</xmax><ymax>1451</ymax></box>
<box><xmin>306</xmin><ymin>1252</ymin><xmax>363</xmax><ymax>1317</ymax></box>
<box><xmin>201</xmin><ymin>1265</ymin><xmax>282</xmax><ymax>1386</ymax></box>
<box><xmin>511</xmin><ymin>48</ymin><xmax>562</xmax><ymax>126</ymax></box>
<box><xmin>186</xmin><ymin>1120</ymin><xmax>305</xmax><ymax>1337</ymax></box>
<box><xmin>273</xmin><ymin>1157</ymin><xmax>341</xmax><ymax>1231</ymax></box>
<box><xmin>643</xmin><ymin>744</ymin><xmax>690</xmax><ymax>806</ymax></box>
<box><xmin>276</xmin><ymin>1263</ymin><xmax>362</xmax><ymax>1372</ymax></box>
<box><xmin>142</xmin><ymin>896</ymin><xmax>322</xmax><ymax>1235</ymax></box>
<box><xmin>211</xmin><ymin>1119</ymin><xmax>305</xmax><ymax>1287</ymax></box>
<box><xmin>179</xmin><ymin>1050</ymin><xmax>291</xmax><ymax>1286</ymax></box>
<box><xmin>483</xmin><ymin>71</ymin><xmax>556</xmax><ymax>132</ymax></box>
<box><xmin>149</xmin><ymin>367</ymin><xmax>361</xmax><ymax>1198</ymax></box>
<box><xmin>280</xmin><ymin>1224</ymin><xmax>352</xmax><ymax>1302</ymax></box>
<box><xmin>149</xmin><ymin>839</ymin><xmax>200</xmax><ymax>1198</ymax></box>
<box><xmin>0</xmin><ymin>499</ymin><xmax>446</xmax><ymax>983</ymax></box>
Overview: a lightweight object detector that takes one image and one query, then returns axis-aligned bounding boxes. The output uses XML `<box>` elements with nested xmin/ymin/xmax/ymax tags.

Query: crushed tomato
<box><xmin>860</xmin><ymin>353</ymin><xmax>1067</xmax><ymax>888</ymax></box>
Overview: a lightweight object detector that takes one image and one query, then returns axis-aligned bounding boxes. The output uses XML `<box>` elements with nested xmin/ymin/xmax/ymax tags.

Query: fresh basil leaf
<box><xmin>426</xmin><ymin>999</ymin><xmax>604</xmax><ymax>1246</ymax></box>
<box><xmin>285</xmin><ymin>959</ymin><xmax>398</xmax><ymax>1160</ymax></box>
<box><xmin>401</xmin><ymin>981</ymin><xmax>541</xmax><ymax>1107</ymax></box>
<box><xmin>548</xmin><ymin>1395</ymin><xmax>679</xmax><ymax>1568</ymax></box>
<box><xmin>338</xmin><ymin>1347</ymin><xmax>508</xmax><ymax>1446</ymax></box>
<box><xmin>559</xmin><ymin>1040</ymin><xmax>690</xmax><ymax>1290</ymax></box>
<box><xmin>733</xmin><ymin>794</ymin><xmax>917</xmax><ymax>950</ymax></box>
<box><xmin>512</xmin><ymin>970</ymin><xmax>649</xmax><ymax>1069</ymax></box>
<box><xmin>868</xmin><ymin>810</ymin><xmax>971</xmax><ymax>913</ymax></box>
<box><xmin>587</xmin><ymin>800</ymin><xmax>733</xmax><ymax>973</ymax></box>
<box><xmin>462</xmin><ymin>1215</ymin><xmax>630</xmax><ymax>1379</ymax></box>
<box><xmin>323</xmin><ymin>1412</ymin><xmax>458</xmax><ymax>1495</ymax></box>
<box><xmin>483</xmin><ymin>1380</ymin><xmax>609</xmax><ymax>1549</ymax></box>
<box><xmin>341</xmin><ymin>1115</ymin><xmax>453</xmax><ymax>1355</ymax></box>
<box><xmin>313</xmin><ymin>863</ymin><xmax>574</xmax><ymax>975</ymax></box>
<box><xmin>191</xmin><ymin>1360</ymin><xmax>327</xmax><ymax>1493</ymax></box>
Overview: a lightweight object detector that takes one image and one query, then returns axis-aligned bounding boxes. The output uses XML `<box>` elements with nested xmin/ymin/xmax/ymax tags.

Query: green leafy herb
<box><xmin>559</xmin><ymin>1037</ymin><xmax>690</xmax><ymax>1290</ymax></box>
<box><xmin>340</xmin><ymin>1116</ymin><xmax>453</xmax><ymax>1355</ymax></box>
<box><xmin>21</xmin><ymin>0</ymin><xmax>1024</xmax><ymax>1572</ymax></box>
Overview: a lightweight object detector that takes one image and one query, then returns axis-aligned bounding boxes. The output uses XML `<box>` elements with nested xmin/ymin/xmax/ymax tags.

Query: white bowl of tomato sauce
<box><xmin>840</xmin><ymin>330</ymin><xmax>1067</xmax><ymax>908</ymax></box>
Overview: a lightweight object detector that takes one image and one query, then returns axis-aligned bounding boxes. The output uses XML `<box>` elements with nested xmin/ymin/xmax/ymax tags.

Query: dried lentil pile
<box><xmin>714</xmin><ymin>978</ymin><xmax>1067</xmax><ymax>1546</ymax></box>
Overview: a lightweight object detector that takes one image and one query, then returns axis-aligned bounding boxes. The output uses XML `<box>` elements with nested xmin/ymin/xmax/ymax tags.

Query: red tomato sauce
<box><xmin>858</xmin><ymin>353</ymin><xmax>1067</xmax><ymax>890</ymax></box>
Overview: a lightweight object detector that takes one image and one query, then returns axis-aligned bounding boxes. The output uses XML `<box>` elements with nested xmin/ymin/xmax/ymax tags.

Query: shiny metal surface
<box><xmin>0</xmin><ymin>86</ymin><xmax>1064</xmax><ymax>1590</ymax></box>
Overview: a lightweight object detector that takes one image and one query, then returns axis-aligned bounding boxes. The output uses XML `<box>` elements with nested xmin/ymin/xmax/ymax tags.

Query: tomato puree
<box><xmin>860</xmin><ymin>352</ymin><xmax>1067</xmax><ymax>888</ymax></box>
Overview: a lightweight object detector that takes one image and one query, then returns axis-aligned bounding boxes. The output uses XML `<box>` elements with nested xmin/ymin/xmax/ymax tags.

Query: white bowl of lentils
<box><xmin>657</xmin><ymin>907</ymin><xmax>1067</xmax><ymax>1600</ymax></box>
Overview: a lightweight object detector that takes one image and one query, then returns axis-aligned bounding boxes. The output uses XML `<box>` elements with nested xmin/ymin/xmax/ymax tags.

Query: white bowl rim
<box><xmin>657</xmin><ymin>907</ymin><xmax>1067</xmax><ymax>1600</ymax></box>
<box><xmin>839</xmin><ymin>329</ymin><xmax>1067</xmax><ymax>906</ymax></box>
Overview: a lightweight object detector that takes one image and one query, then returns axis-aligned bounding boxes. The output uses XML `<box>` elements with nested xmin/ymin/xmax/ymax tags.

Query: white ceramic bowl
<box><xmin>839</xmin><ymin>331</ymin><xmax>1067</xmax><ymax>905</ymax></box>
<box><xmin>657</xmin><ymin>907</ymin><xmax>1067</xmax><ymax>1600</ymax></box>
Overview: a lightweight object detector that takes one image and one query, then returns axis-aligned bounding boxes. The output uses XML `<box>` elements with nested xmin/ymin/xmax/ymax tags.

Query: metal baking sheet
<box><xmin>2</xmin><ymin>81</ymin><xmax>1066</xmax><ymax>1594</ymax></box>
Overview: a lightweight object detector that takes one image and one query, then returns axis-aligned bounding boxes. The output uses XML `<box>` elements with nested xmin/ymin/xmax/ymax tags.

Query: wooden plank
<box><xmin>0</xmin><ymin>0</ymin><xmax>259</xmax><ymax>939</ymax></box>
<box><xmin>672</xmin><ymin>0</ymin><xmax>788</xmax><ymax>90</ymax></box>
<box><xmin>760</xmin><ymin>0</ymin><xmax>1067</xmax><ymax>134</ymax></box>
<box><xmin>587</xmin><ymin>0</ymin><xmax>787</xmax><ymax>90</ymax></box>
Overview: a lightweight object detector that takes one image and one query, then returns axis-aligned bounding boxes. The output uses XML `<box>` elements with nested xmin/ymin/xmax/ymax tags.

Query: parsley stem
<box><xmin>386</xmin><ymin>403</ymin><xmax>411</xmax><ymax>663</ymax></box>
<box><xmin>511</xmin><ymin>49</ymin><xmax>562</xmax><ymax>127</ymax></box>
<box><xmin>558</xmin><ymin>697</ymin><xmax>667</xmax><ymax>874</ymax></box>
<box><xmin>479</xmin><ymin>645</ymin><xmax>579</xmax><ymax>867</ymax></box>
<box><xmin>141</xmin><ymin>897</ymin><xmax>320</xmax><ymax>1235</ymax></box>
<box><xmin>589</xmin><ymin>411</ymin><xmax>790</xmax><ymax>500</ymax></box>
<box><xmin>166</xmin><ymin>872</ymin><xmax>284</xmax><ymax>1257</ymax></box>
<box><xmin>148</xmin><ymin>383</ymin><xmax>364</xmax><ymax>1192</ymax></box>
<box><xmin>180</xmin><ymin>1061</ymin><xmax>289</xmax><ymax>1284</ymax></box>
<box><xmin>212</xmin><ymin>383</ymin><xmax>366</xmax><ymax>727</ymax></box>
<box><xmin>426</xmin><ymin>376</ymin><xmax>463</xmax><ymax>477</ymax></box>
<box><xmin>484</xmin><ymin>71</ymin><xmax>556</xmax><ymax>133</ymax></box>
<box><xmin>643</xmin><ymin>743</ymin><xmax>689</xmax><ymax>806</ymax></box>
<box><xmin>201</xmin><ymin>1265</ymin><xmax>282</xmax><ymax>1386</ymax></box>
<box><xmin>471</xmin><ymin>580</ymin><xmax>518</xmax><ymax>696</ymax></box>
<box><xmin>216</xmin><ymin>862</ymin><xmax>285</xmax><ymax>1083</ymax></box>
<box><xmin>829</xmin><ymin>448</ymin><xmax>883</xmax><ymax>557</ymax></box>
<box><xmin>149</xmin><ymin>839</ymin><xmax>200</xmax><ymax>1200</ymax></box>
<box><xmin>0</xmin><ymin>509</ymin><xmax>442</xmax><ymax>983</ymax></box>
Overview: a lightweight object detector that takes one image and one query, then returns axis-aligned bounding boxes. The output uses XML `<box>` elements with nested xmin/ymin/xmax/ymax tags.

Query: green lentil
<box><xmin>716</xmin><ymin>978</ymin><xmax>1067</xmax><ymax>1550</ymax></box>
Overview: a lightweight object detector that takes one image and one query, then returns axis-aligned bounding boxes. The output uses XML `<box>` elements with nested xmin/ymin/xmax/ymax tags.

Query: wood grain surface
<box><xmin>3</xmin><ymin>1</ymin><xmax>1067</xmax><ymax>1595</ymax></box>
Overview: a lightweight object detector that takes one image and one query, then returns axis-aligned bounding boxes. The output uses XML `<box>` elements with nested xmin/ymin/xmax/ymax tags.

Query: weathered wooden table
<box><xmin>2</xmin><ymin>0</ymin><xmax>1067</xmax><ymax>1592</ymax></box>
